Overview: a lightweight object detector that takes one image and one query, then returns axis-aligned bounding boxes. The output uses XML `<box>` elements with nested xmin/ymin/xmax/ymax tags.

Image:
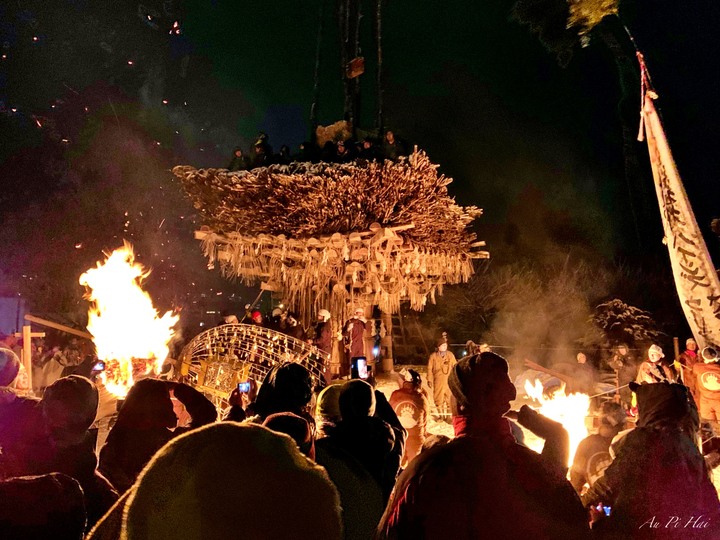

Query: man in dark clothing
<box><xmin>0</xmin><ymin>472</ymin><xmax>87</xmax><ymax>540</ymax></box>
<box><xmin>378</xmin><ymin>352</ymin><xmax>590</xmax><ymax>540</ymax></box>
<box><xmin>583</xmin><ymin>382</ymin><xmax>720</xmax><ymax>539</ymax></box>
<box><xmin>606</xmin><ymin>343</ymin><xmax>638</xmax><ymax>407</ymax></box>
<box><xmin>250</xmin><ymin>134</ymin><xmax>272</xmax><ymax>168</ymax></box>
<box><xmin>313</xmin><ymin>309</ymin><xmax>333</xmax><ymax>354</ymax></box>
<box><xmin>343</xmin><ymin>308</ymin><xmax>368</xmax><ymax>378</ymax></box>
<box><xmin>252</xmin><ymin>362</ymin><xmax>314</xmax><ymax>424</ymax></box>
<box><xmin>99</xmin><ymin>378</ymin><xmax>216</xmax><ymax>494</ymax></box>
<box><xmin>0</xmin><ymin>348</ymin><xmax>41</xmax><ymax>480</ymax></box>
<box><xmin>318</xmin><ymin>380</ymin><xmax>405</xmax><ymax>502</ymax></box>
<box><xmin>570</xmin><ymin>402</ymin><xmax>626</xmax><ymax>494</ymax></box>
<box><xmin>313</xmin><ymin>308</ymin><xmax>333</xmax><ymax>383</ymax></box>
<box><xmin>227</xmin><ymin>147</ymin><xmax>247</xmax><ymax>171</ymax></box>
<box><xmin>381</xmin><ymin>130</ymin><xmax>407</xmax><ymax>160</ymax></box>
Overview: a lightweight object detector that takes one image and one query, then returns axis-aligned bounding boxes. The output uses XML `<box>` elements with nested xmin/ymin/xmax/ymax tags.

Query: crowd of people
<box><xmin>2</xmin><ymin>332</ymin><xmax>720</xmax><ymax>538</ymax></box>
<box><xmin>226</xmin><ymin>130</ymin><xmax>409</xmax><ymax>171</ymax></box>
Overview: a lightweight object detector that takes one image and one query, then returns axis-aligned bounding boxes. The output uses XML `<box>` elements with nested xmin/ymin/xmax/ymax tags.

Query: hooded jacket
<box><xmin>582</xmin><ymin>383</ymin><xmax>720</xmax><ymax>539</ymax></box>
<box><xmin>120</xmin><ymin>423</ymin><xmax>341</xmax><ymax>540</ymax></box>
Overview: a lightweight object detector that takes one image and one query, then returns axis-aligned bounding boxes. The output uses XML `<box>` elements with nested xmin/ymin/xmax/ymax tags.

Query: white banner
<box><xmin>642</xmin><ymin>95</ymin><xmax>720</xmax><ymax>349</ymax></box>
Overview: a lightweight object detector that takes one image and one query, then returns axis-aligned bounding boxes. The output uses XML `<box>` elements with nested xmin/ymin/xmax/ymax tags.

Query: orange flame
<box><xmin>80</xmin><ymin>243</ymin><xmax>179</xmax><ymax>398</ymax></box>
<box><xmin>523</xmin><ymin>379</ymin><xmax>590</xmax><ymax>467</ymax></box>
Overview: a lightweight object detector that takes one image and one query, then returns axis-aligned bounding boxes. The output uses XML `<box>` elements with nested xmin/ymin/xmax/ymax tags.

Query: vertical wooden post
<box><xmin>16</xmin><ymin>325</ymin><xmax>44</xmax><ymax>394</ymax></box>
<box><xmin>380</xmin><ymin>310</ymin><xmax>393</xmax><ymax>373</ymax></box>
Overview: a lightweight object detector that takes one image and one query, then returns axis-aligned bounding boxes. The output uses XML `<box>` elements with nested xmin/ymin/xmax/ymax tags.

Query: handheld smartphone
<box><xmin>92</xmin><ymin>361</ymin><xmax>105</xmax><ymax>372</ymax></box>
<box><xmin>596</xmin><ymin>504</ymin><xmax>611</xmax><ymax>517</ymax></box>
<box><xmin>357</xmin><ymin>358</ymin><xmax>368</xmax><ymax>379</ymax></box>
<box><xmin>238</xmin><ymin>381</ymin><xmax>251</xmax><ymax>393</ymax></box>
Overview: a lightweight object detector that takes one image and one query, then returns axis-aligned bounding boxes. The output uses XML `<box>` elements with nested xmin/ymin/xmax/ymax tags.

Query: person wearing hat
<box><xmin>389</xmin><ymin>369</ymin><xmax>430</xmax><ymax>467</ymax></box>
<box><xmin>250</xmin><ymin>310</ymin><xmax>265</xmax><ymax>327</ymax></box>
<box><xmin>342</xmin><ymin>308</ymin><xmax>368</xmax><ymax>379</ymax></box>
<box><xmin>250</xmin><ymin>132</ymin><xmax>272</xmax><ymax>168</ymax></box>
<box><xmin>426</xmin><ymin>339</ymin><xmax>457</xmax><ymax>417</ymax></box>
<box><xmin>226</xmin><ymin>146</ymin><xmax>247</xmax><ymax>171</ymax></box>
<box><xmin>313</xmin><ymin>309</ymin><xmax>334</xmax><ymax>383</ymax></box>
<box><xmin>690</xmin><ymin>346</ymin><xmax>720</xmax><ymax>430</ymax></box>
<box><xmin>89</xmin><ymin>423</ymin><xmax>343</xmax><ymax>540</ymax></box>
<box><xmin>583</xmin><ymin>382</ymin><xmax>720</xmax><ymax>537</ymax></box>
<box><xmin>570</xmin><ymin>401</ymin><xmax>626</xmax><ymax>494</ymax></box>
<box><xmin>635</xmin><ymin>344</ymin><xmax>678</xmax><ymax>384</ymax></box>
<box><xmin>677</xmin><ymin>337</ymin><xmax>699</xmax><ymax>392</ymax></box>
<box><xmin>377</xmin><ymin>352</ymin><xmax>589</xmax><ymax>539</ymax></box>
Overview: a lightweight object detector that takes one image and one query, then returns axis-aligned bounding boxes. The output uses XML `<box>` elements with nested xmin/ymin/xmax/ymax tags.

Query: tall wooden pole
<box><xmin>375</xmin><ymin>0</ymin><xmax>383</xmax><ymax>133</ymax></box>
<box><xmin>310</xmin><ymin>0</ymin><xmax>325</xmax><ymax>143</ymax></box>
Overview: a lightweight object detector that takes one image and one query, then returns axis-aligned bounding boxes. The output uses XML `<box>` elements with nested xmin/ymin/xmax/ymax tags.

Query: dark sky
<box><xmin>1</xmin><ymin>0</ymin><xmax>719</xmax><ymax>323</ymax></box>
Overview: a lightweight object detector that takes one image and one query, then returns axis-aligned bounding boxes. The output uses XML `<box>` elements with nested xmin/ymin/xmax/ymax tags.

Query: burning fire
<box><xmin>80</xmin><ymin>243</ymin><xmax>179</xmax><ymax>397</ymax></box>
<box><xmin>523</xmin><ymin>379</ymin><xmax>590</xmax><ymax>467</ymax></box>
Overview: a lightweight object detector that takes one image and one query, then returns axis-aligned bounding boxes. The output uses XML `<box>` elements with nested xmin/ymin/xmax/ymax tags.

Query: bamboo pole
<box><xmin>24</xmin><ymin>314</ymin><xmax>94</xmax><ymax>340</ymax></box>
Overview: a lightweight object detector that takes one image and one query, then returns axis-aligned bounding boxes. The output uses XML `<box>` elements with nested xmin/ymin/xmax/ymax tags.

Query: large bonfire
<box><xmin>79</xmin><ymin>243</ymin><xmax>179</xmax><ymax>398</ymax></box>
<box><xmin>173</xmin><ymin>151</ymin><xmax>488</xmax><ymax>323</ymax></box>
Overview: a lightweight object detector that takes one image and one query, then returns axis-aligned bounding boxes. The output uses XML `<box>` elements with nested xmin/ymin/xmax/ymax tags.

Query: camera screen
<box><xmin>238</xmin><ymin>382</ymin><xmax>251</xmax><ymax>393</ymax></box>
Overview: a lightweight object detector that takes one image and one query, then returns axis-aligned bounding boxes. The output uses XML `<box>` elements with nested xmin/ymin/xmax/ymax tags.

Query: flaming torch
<box><xmin>79</xmin><ymin>243</ymin><xmax>179</xmax><ymax>398</ymax></box>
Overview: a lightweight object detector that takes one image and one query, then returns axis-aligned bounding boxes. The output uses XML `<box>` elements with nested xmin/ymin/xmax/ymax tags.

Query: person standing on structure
<box><xmin>343</xmin><ymin>308</ymin><xmax>368</xmax><ymax>379</ymax></box>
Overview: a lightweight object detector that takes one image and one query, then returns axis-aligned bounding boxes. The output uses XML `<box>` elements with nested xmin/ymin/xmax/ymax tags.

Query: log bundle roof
<box><xmin>173</xmin><ymin>151</ymin><xmax>488</xmax><ymax>322</ymax></box>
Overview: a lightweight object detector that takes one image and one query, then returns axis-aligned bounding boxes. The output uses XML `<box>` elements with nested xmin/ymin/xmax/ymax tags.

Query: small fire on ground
<box><xmin>523</xmin><ymin>379</ymin><xmax>590</xmax><ymax>467</ymax></box>
<box><xmin>79</xmin><ymin>243</ymin><xmax>179</xmax><ymax>398</ymax></box>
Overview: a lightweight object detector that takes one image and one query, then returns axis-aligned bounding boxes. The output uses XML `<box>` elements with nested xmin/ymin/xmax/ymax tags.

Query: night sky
<box><xmin>1</xmin><ymin>1</ymin><xmax>719</xmax><ymax>341</ymax></box>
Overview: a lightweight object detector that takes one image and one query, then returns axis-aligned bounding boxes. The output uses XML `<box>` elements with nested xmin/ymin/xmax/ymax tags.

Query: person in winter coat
<box><xmin>636</xmin><ymin>344</ymin><xmax>678</xmax><ymax>384</ymax></box>
<box><xmin>38</xmin><ymin>375</ymin><xmax>118</xmax><ymax>530</ymax></box>
<box><xmin>582</xmin><ymin>381</ymin><xmax>720</xmax><ymax>539</ymax></box>
<box><xmin>89</xmin><ymin>423</ymin><xmax>342</xmax><ymax>540</ymax></box>
<box><xmin>252</xmin><ymin>362</ymin><xmax>315</xmax><ymax>424</ymax></box>
<box><xmin>426</xmin><ymin>340</ymin><xmax>457</xmax><ymax>416</ymax></box>
<box><xmin>570</xmin><ymin>401</ymin><xmax>626</xmax><ymax>494</ymax></box>
<box><xmin>343</xmin><ymin>308</ymin><xmax>368</xmax><ymax>378</ymax></box>
<box><xmin>605</xmin><ymin>343</ymin><xmax>639</xmax><ymax>408</ymax></box>
<box><xmin>313</xmin><ymin>382</ymin><xmax>386</xmax><ymax>540</ymax></box>
<box><xmin>0</xmin><ymin>472</ymin><xmax>86</xmax><ymax>540</ymax></box>
<box><xmin>678</xmin><ymin>337</ymin><xmax>700</xmax><ymax>399</ymax></box>
<box><xmin>313</xmin><ymin>308</ymin><xmax>333</xmax><ymax>354</ymax></box>
<box><xmin>389</xmin><ymin>369</ymin><xmax>430</xmax><ymax>467</ymax></box>
<box><xmin>377</xmin><ymin>352</ymin><xmax>590</xmax><ymax>540</ymax></box>
<box><xmin>0</xmin><ymin>348</ymin><xmax>42</xmax><ymax>479</ymax></box>
<box><xmin>323</xmin><ymin>380</ymin><xmax>395</xmax><ymax>488</ymax></box>
<box><xmin>691</xmin><ymin>346</ymin><xmax>720</xmax><ymax>431</ymax></box>
<box><xmin>227</xmin><ymin>147</ymin><xmax>247</xmax><ymax>171</ymax></box>
<box><xmin>98</xmin><ymin>378</ymin><xmax>216</xmax><ymax>494</ymax></box>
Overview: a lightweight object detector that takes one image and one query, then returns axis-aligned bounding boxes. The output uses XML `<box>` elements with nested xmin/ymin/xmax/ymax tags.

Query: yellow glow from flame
<box><xmin>523</xmin><ymin>379</ymin><xmax>590</xmax><ymax>468</ymax></box>
<box><xmin>79</xmin><ymin>243</ymin><xmax>179</xmax><ymax>398</ymax></box>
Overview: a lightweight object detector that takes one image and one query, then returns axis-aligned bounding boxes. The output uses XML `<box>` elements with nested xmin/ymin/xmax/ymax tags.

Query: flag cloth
<box><xmin>641</xmin><ymin>93</ymin><xmax>720</xmax><ymax>349</ymax></box>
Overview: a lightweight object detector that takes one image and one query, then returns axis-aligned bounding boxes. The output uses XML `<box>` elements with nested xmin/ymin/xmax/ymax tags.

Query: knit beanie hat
<box><xmin>316</xmin><ymin>384</ymin><xmax>343</xmax><ymax>424</ymax></box>
<box><xmin>448</xmin><ymin>352</ymin><xmax>510</xmax><ymax>408</ymax></box>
